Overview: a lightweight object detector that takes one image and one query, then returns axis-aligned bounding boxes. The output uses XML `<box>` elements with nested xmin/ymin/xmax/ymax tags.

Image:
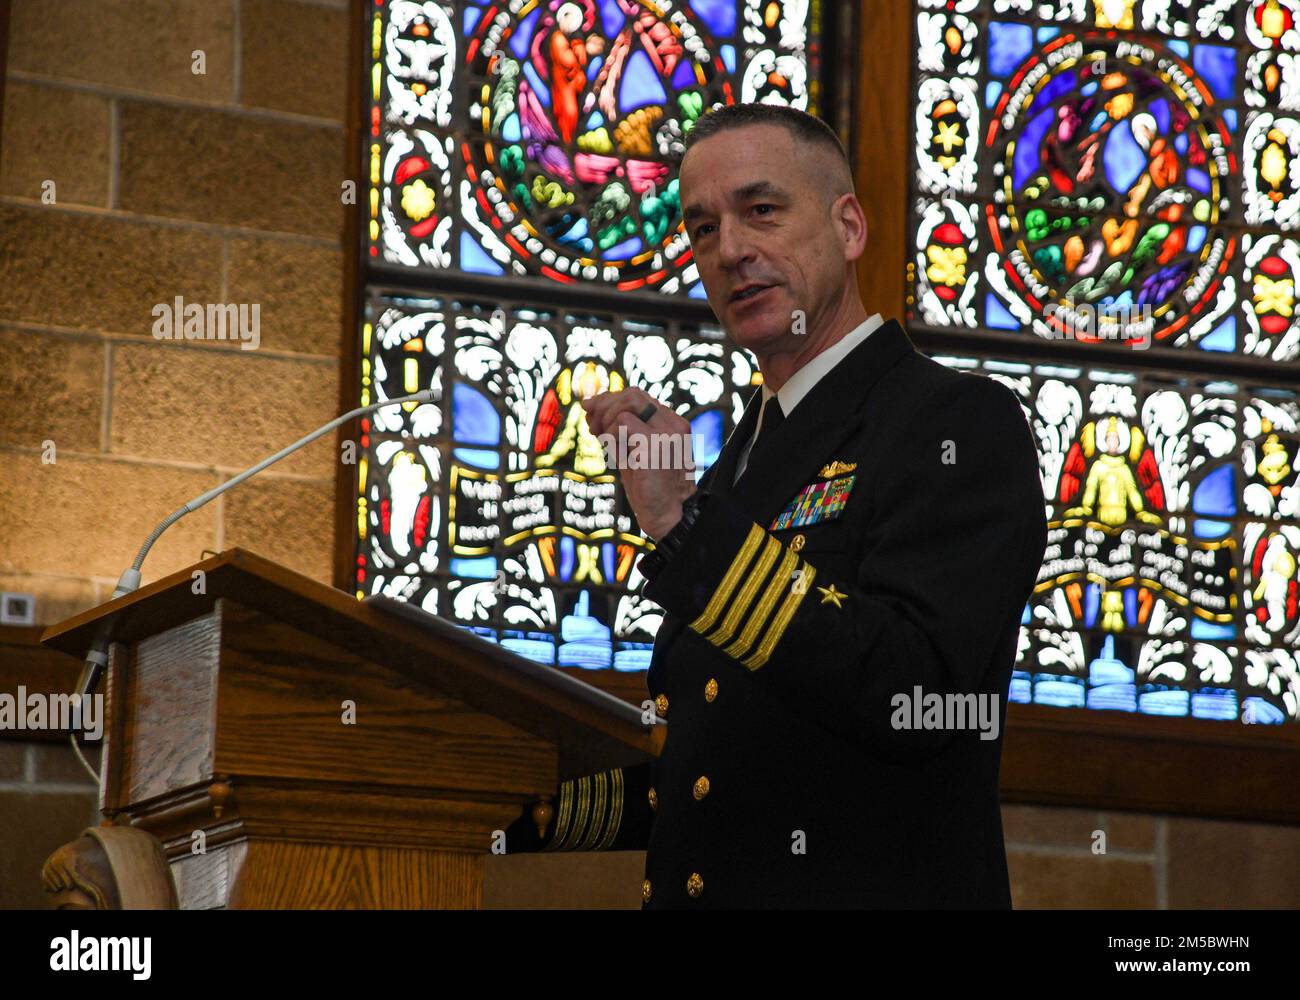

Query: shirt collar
<box><xmin>759</xmin><ymin>314</ymin><xmax>885</xmax><ymax>417</ymax></box>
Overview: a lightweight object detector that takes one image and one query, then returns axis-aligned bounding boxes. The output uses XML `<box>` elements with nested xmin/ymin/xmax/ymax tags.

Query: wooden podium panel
<box><xmin>42</xmin><ymin>549</ymin><xmax>661</xmax><ymax>908</ymax></box>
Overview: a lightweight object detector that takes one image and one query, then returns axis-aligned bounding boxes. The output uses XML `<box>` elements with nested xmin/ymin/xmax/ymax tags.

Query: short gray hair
<box><xmin>683</xmin><ymin>104</ymin><xmax>850</xmax><ymax>176</ymax></box>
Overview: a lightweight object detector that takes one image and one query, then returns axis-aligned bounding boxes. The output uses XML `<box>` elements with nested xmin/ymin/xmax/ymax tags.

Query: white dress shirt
<box><xmin>733</xmin><ymin>314</ymin><xmax>884</xmax><ymax>484</ymax></box>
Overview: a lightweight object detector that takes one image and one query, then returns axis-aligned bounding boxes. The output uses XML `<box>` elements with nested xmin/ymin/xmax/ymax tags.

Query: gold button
<box><xmin>693</xmin><ymin>775</ymin><xmax>710</xmax><ymax>800</ymax></box>
<box><xmin>790</xmin><ymin>533</ymin><xmax>806</xmax><ymax>552</ymax></box>
<box><xmin>704</xmin><ymin>678</ymin><xmax>718</xmax><ymax>702</ymax></box>
<box><xmin>654</xmin><ymin>693</ymin><xmax>669</xmax><ymax>716</ymax></box>
<box><xmin>642</xmin><ymin>879</ymin><xmax>652</xmax><ymax>903</ymax></box>
<box><xmin>648</xmin><ymin>786</ymin><xmax>657</xmax><ymax>810</ymax></box>
<box><xmin>686</xmin><ymin>872</ymin><xmax>703</xmax><ymax>898</ymax></box>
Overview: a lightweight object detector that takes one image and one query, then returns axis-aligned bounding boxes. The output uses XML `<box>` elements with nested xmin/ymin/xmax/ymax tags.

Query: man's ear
<box><xmin>831</xmin><ymin>192</ymin><xmax>868</xmax><ymax>262</ymax></box>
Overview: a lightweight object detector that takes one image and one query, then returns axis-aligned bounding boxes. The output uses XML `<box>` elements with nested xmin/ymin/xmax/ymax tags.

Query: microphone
<box><xmin>72</xmin><ymin>389</ymin><xmax>437</xmax><ymax>701</ymax></box>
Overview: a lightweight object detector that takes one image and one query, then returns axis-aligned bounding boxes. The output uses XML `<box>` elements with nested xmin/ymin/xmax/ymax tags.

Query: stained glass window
<box><xmin>355</xmin><ymin>0</ymin><xmax>834</xmax><ymax>670</ymax></box>
<box><xmin>365</xmin><ymin>0</ymin><xmax>824</xmax><ymax>298</ymax></box>
<box><xmin>356</xmin><ymin>291</ymin><xmax>760</xmax><ymax>668</ymax></box>
<box><xmin>909</xmin><ymin>0</ymin><xmax>1300</xmax><ymax>723</ymax></box>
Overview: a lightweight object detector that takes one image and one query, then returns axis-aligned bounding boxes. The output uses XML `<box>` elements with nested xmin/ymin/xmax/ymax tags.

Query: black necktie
<box><xmin>751</xmin><ymin>395</ymin><xmax>785</xmax><ymax>459</ymax></box>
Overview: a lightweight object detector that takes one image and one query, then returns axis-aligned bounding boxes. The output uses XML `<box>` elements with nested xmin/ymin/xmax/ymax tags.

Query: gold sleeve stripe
<box><xmin>576</xmin><ymin>771</ymin><xmax>609</xmax><ymax>851</ymax></box>
<box><xmin>545</xmin><ymin>778</ymin><xmax>576</xmax><ymax>852</ymax></box>
<box><xmin>722</xmin><ymin>547</ymin><xmax>799</xmax><ymax>659</ymax></box>
<box><xmin>594</xmin><ymin>768</ymin><xmax>625</xmax><ymax>851</ymax></box>
<box><xmin>688</xmin><ymin>524</ymin><xmax>766</xmax><ymax>635</ymax></box>
<box><xmin>704</xmin><ymin>535</ymin><xmax>781</xmax><ymax>647</ymax></box>
<box><xmin>571</xmin><ymin>776</ymin><xmax>594</xmax><ymax>851</ymax></box>
<box><xmin>743</xmin><ymin>562</ymin><xmax>817</xmax><ymax>671</ymax></box>
<box><xmin>555</xmin><ymin>775</ymin><xmax>592</xmax><ymax>851</ymax></box>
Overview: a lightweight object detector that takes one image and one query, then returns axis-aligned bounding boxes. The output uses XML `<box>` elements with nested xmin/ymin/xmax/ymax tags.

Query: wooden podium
<box><xmin>40</xmin><ymin>549</ymin><xmax>661</xmax><ymax>909</ymax></box>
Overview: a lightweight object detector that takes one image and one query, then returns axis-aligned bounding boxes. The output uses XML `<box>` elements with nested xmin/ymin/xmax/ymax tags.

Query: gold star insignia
<box><xmin>817</xmin><ymin>583</ymin><xmax>847</xmax><ymax>608</ymax></box>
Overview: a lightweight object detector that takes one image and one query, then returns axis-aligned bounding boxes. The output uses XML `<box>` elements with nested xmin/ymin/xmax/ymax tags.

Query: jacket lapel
<box><xmin>646</xmin><ymin>386</ymin><xmax>762</xmax><ymax>684</ymax></box>
<box><xmin>730</xmin><ymin>318</ymin><xmax>916</xmax><ymax>527</ymax></box>
<box><xmin>697</xmin><ymin>384</ymin><xmax>763</xmax><ymax>494</ymax></box>
<box><xmin>646</xmin><ymin>319</ymin><xmax>917</xmax><ymax>687</ymax></box>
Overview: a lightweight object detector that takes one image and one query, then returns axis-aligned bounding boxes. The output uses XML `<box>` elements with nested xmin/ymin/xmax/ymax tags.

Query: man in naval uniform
<box><xmin>504</xmin><ymin>104</ymin><xmax>1048</xmax><ymax>908</ymax></box>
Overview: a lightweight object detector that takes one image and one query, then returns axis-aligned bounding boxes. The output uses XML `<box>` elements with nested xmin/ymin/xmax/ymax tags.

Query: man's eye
<box><xmin>693</xmin><ymin>224</ymin><xmax>716</xmax><ymax>238</ymax></box>
<box><xmin>753</xmin><ymin>204</ymin><xmax>776</xmax><ymax>216</ymax></box>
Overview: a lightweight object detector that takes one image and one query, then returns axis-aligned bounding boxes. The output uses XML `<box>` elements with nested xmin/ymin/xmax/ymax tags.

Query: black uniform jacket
<box><xmin>506</xmin><ymin>318</ymin><xmax>1048</xmax><ymax>909</ymax></box>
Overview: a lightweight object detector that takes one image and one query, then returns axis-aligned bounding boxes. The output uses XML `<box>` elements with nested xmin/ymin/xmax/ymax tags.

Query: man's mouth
<box><xmin>730</xmin><ymin>283</ymin><xmax>774</xmax><ymax>303</ymax></box>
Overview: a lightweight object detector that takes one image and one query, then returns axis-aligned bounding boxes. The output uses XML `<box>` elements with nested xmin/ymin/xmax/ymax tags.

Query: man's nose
<box><xmin>716</xmin><ymin>218</ymin><xmax>755</xmax><ymax>269</ymax></box>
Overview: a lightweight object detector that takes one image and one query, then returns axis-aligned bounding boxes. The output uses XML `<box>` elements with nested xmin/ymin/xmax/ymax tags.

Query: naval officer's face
<box><xmin>679</xmin><ymin>123</ymin><xmax>853</xmax><ymax>352</ymax></box>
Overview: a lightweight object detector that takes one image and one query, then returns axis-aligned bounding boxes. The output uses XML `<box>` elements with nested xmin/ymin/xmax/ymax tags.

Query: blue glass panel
<box><xmin>986</xmin><ymin>292</ymin><xmax>1021</xmax><ymax>330</ymax></box>
<box><xmin>1242</xmin><ymin>697</ymin><xmax>1285</xmax><ymax>723</ymax></box>
<box><xmin>620</xmin><ymin>48</ymin><xmax>668</xmax><ymax>110</ymax></box>
<box><xmin>1193</xmin><ymin>44</ymin><xmax>1236</xmax><ymax>99</ymax></box>
<box><xmin>1200</xmin><ymin>315</ymin><xmax>1235</xmax><ymax>352</ymax></box>
<box><xmin>673</xmin><ymin>58</ymin><xmax>697</xmax><ymax>89</ymax></box>
<box><xmin>614</xmin><ymin>643</ymin><xmax>654</xmax><ymax>672</ymax></box>
<box><xmin>522</xmin><ymin>60</ymin><xmax>550</xmax><ymax>103</ymax></box>
<box><xmin>1088</xmin><ymin>636</ymin><xmax>1133</xmax><ymax>684</ymax></box>
<box><xmin>450</xmin><ymin>556</ymin><xmax>497</xmax><ymax>577</ymax></box>
<box><xmin>1192</xmin><ymin>518</ymin><xmax>1232</xmax><ymax>538</ymax></box>
<box><xmin>1187</xmin><ymin>168</ymin><xmax>1211</xmax><ymax>194</ymax></box>
<box><xmin>1191</xmin><ymin>619</ymin><xmax>1235</xmax><ymax>639</ymax></box>
<box><xmin>985</xmin><ymin>80</ymin><xmax>1003</xmax><ymax>108</ymax></box>
<box><xmin>509</xmin><ymin>6</ymin><xmax>540</xmax><ymax>59</ymax></box>
<box><xmin>1104</xmin><ymin>119</ymin><xmax>1147</xmax><ymax>193</ymax></box>
<box><xmin>463</xmin><ymin>6</ymin><xmax>481</xmax><ymax>35</ymax></box>
<box><xmin>691</xmin><ymin>408</ymin><xmax>724</xmax><ymax>471</ymax></box>
<box><xmin>555</xmin><ymin>216</ymin><xmax>592</xmax><ymax>251</ymax></box>
<box><xmin>693</xmin><ymin>0</ymin><xmax>736</xmax><ymax>37</ymax></box>
<box><xmin>1192</xmin><ymin>688</ymin><xmax>1238</xmax><ymax>720</ymax></box>
<box><xmin>453</xmin><ymin>447</ymin><xmax>500</xmax><ymax>468</ymax></box>
<box><xmin>1192</xmin><ymin>466</ymin><xmax>1235</xmax><ymax>517</ymax></box>
<box><xmin>559</xmin><ymin>591</ymin><xmax>612</xmax><ymax>668</ymax></box>
<box><xmin>1139</xmin><ymin>688</ymin><xmax>1189</xmax><ymax>715</ymax></box>
<box><xmin>502</xmin><ymin>633</ymin><xmax>557</xmax><ymax>664</ymax></box>
<box><xmin>1014</xmin><ymin>107</ymin><xmax>1054</xmax><ymax>189</ymax></box>
<box><xmin>461</xmin><ymin>231</ymin><xmax>505</xmax><ymax>274</ymax></box>
<box><xmin>605</xmin><ymin>235</ymin><xmax>644</xmax><ymax>260</ymax></box>
<box><xmin>1149</xmin><ymin>97</ymin><xmax>1170</xmax><ymax>134</ymax></box>
<box><xmin>599</xmin><ymin>0</ymin><xmax>625</xmax><ymax>37</ymax></box>
<box><xmin>1088</xmin><ymin>683</ymin><xmax>1136</xmax><ymax>710</ymax></box>
<box><xmin>988</xmin><ymin>22</ymin><xmax>1034</xmax><ymax>78</ymax></box>
<box><xmin>1084</xmin><ymin>581</ymin><xmax>1101</xmax><ymax>628</ymax></box>
<box><xmin>1031</xmin><ymin>69</ymin><xmax>1076</xmax><ymax>111</ymax></box>
<box><xmin>452</xmin><ymin>383</ymin><xmax>501</xmax><ymax>445</ymax></box>
<box><xmin>1033</xmin><ymin>674</ymin><xmax>1086</xmax><ymax>707</ymax></box>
